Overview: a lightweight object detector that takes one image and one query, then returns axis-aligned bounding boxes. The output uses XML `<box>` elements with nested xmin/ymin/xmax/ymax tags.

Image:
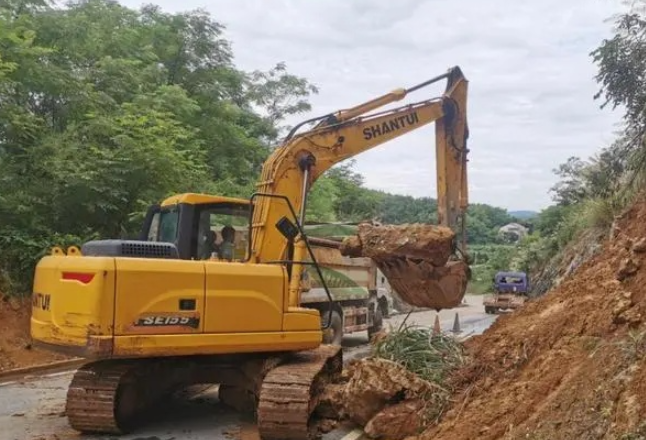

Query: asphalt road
<box><xmin>0</xmin><ymin>295</ymin><xmax>496</xmax><ymax>440</ymax></box>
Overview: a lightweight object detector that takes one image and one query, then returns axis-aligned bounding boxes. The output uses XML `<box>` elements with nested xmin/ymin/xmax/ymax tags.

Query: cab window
<box><xmin>147</xmin><ymin>208</ymin><xmax>179</xmax><ymax>244</ymax></box>
<box><xmin>195</xmin><ymin>204</ymin><xmax>249</xmax><ymax>261</ymax></box>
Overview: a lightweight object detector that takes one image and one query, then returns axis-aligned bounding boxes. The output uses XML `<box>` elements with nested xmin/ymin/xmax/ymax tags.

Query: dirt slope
<box><xmin>528</xmin><ymin>227</ymin><xmax>606</xmax><ymax>298</ymax></box>
<box><xmin>0</xmin><ymin>295</ymin><xmax>70</xmax><ymax>371</ymax></box>
<box><xmin>410</xmin><ymin>197</ymin><xmax>646</xmax><ymax>440</ymax></box>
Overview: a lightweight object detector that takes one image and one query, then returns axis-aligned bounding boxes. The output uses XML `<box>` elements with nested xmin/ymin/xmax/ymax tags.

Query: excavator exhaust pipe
<box><xmin>339</xmin><ymin>223</ymin><xmax>469</xmax><ymax>310</ymax></box>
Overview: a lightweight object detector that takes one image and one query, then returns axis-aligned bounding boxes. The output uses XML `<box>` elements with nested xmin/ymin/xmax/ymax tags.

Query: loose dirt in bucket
<box><xmin>0</xmin><ymin>294</ymin><xmax>70</xmax><ymax>372</ymax></box>
<box><xmin>402</xmin><ymin>196</ymin><xmax>646</xmax><ymax>440</ymax></box>
<box><xmin>339</xmin><ymin>223</ymin><xmax>454</xmax><ymax>265</ymax></box>
<box><xmin>340</xmin><ymin>223</ymin><xmax>468</xmax><ymax>309</ymax></box>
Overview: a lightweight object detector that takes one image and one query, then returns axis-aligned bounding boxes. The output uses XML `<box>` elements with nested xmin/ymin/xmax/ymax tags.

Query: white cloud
<box><xmin>118</xmin><ymin>0</ymin><xmax>626</xmax><ymax>211</ymax></box>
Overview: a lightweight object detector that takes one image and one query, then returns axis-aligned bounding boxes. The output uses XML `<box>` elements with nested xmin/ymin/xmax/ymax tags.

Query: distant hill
<box><xmin>508</xmin><ymin>210</ymin><xmax>538</xmax><ymax>219</ymax></box>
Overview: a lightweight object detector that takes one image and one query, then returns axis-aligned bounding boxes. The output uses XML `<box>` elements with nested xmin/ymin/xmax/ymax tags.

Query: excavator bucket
<box><xmin>339</xmin><ymin>223</ymin><xmax>469</xmax><ymax>310</ymax></box>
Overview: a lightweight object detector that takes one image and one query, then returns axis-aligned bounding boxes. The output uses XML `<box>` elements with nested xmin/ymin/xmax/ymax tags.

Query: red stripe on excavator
<box><xmin>61</xmin><ymin>272</ymin><xmax>95</xmax><ymax>284</ymax></box>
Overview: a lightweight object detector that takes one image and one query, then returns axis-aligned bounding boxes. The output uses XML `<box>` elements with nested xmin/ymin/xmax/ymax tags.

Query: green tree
<box><xmin>306</xmin><ymin>176</ymin><xmax>339</xmax><ymax>223</ymax></box>
<box><xmin>549</xmin><ymin>156</ymin><xmax>589</xmax><ymax>205</ymax></box>
<box><xmin>590</xmin><ymin>2</ymin><xmax>646</xmax><ymax>189</ymax></box>
<box><xmin>326</xmin><ymin>161</ymin><xmax>383</xmax><ymax>222</ymax></box>
<box><xmin>246</xmin><ymin>61</ymin><xmax>319</xmax><ymax>140</ymax></box>
<box><xmin>0</xmin><ymin>0</ymin><xmax>319</xmax><ymax>293</ymax></box>
<box><xmin>534</xmin><ymin>205</ymin><xmax>570</xmax><ymax>237</ymax></box>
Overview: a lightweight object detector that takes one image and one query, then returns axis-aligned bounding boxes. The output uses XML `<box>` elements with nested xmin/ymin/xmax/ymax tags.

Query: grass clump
<box><xmin>372</xmin><ymin>323</ymin><xmax>468</xmax><ymax>385</ymax></box>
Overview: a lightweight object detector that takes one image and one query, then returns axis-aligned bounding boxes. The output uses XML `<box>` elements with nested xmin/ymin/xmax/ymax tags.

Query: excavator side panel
<box><xmin>112</xmin><ymin>258</ymin><xmax>205</xmax><ymax>353</ymax></box>
<box><xmin>203</xmin><ymin>261</ymin><xmax>285</xmax><ymax>333</ymax></box>
<box><xmin>110</xmin><ymin>259</ymin><xmax>321</xmax><ymax>356</ymax></box>
<box><xmin>30</xmin><ymin>255</ymin><xmax>116</xmax><ymax>357</ymax></box>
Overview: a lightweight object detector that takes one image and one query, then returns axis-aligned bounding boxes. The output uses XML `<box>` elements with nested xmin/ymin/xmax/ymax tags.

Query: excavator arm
<box><xmin>250</xmin><ymin>66</ymin><xmax>469</xmax><ymax>310</ymax></box>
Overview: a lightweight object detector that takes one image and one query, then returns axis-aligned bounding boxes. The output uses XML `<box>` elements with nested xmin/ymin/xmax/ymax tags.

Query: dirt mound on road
<box><xmin>318</xmin><ymin>329</ymin><xmax>467</xmax><ymax>440</ymax></box>
<box><xmin>410</xmin><ymin>197</ymin><xmax>646</xmax><ymax>440</ymax></box>
<box><xmin>0</xmin><ymin>295</ymin><xmax>70</xmax><ymax>372</ymax></box>
<box><xmin>319</xmin><ymin>358</ymin><xmax>445</xmax><ymax>440</ymax></box>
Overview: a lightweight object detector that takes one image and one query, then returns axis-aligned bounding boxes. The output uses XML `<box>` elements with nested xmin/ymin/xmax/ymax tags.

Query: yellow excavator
<box><xmin>30</xmin><ymin>66</ymin><xmax>470</xmax><ymax>439</ymax></box>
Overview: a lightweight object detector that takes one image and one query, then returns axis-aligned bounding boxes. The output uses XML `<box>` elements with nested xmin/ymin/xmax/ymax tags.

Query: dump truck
<box><xmin>302</xmin><ymin>223</ymin><xmax>392</xmax><ymax>344</ymax></box>
<box><xmin>483</xmin><ymin>271</ymin><xmax>528</xmax><ymax>314</ymax></box>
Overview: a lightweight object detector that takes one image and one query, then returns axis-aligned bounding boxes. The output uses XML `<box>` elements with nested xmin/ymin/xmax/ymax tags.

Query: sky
<box><xmin>118</xmin><ymin>0</ymin><xmax>626</xmax><ymax>212</ymax></box>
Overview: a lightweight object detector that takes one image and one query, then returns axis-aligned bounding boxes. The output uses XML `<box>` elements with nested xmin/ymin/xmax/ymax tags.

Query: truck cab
<box><xmin>483</xmin><ymin>271</ymin><xmax>528</xmax><ymax>314</ymax></box>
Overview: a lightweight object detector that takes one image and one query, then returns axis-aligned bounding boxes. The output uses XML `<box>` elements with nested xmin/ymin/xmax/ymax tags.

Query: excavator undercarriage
<box><xmin>65</xmin><ymin>345</ymin><xmax>342</xmax><ymax>439</ymax></box>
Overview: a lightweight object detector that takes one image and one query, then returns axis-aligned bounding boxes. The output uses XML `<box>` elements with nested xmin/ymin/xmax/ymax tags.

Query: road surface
<box><xmin>0</xmin><ymin>294</ymin><xmax>496</xmax><ymax>440</ymax></box>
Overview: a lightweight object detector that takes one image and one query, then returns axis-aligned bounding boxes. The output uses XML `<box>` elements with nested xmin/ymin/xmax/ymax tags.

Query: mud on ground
<box><xmin>406</xmin><ymin>195</ymin><xmax>646</xmax><ymax>440</ymax></box>
<box><xmin>0</xmin><ymin>295</ymin><xmax>70</xmax><ymax>372</ymax></box>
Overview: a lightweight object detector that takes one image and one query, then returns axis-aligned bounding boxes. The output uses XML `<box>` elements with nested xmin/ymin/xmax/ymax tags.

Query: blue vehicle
<box><xmin>483</xmin><ymin>271</ymin><xmax>528</xmax><ymax>314</ymax></box>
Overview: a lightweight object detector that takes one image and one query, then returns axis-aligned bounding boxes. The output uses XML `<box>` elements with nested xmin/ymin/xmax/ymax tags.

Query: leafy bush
<box><xmin>0</xmin><ymin>229</ymin><xmax>96</xmax><ymax>295</ymax></box>
<box><xmin>372</xmin><ymin>323</ymin><xmax>467</xmax><ymax>384</ymax></box>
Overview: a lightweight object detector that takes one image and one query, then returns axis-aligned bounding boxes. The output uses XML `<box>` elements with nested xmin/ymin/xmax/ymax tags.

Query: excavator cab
<box><xmin>139</xmin><ymin>194</ymin><xmax>251</xmax><ymax>262</ymax></box>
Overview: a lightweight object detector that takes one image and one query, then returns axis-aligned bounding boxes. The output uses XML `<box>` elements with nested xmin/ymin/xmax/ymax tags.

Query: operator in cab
<box><xmin>218</xmin><ymin>225</ymin><xmax>235</xmax><ymax>261</ymax></box>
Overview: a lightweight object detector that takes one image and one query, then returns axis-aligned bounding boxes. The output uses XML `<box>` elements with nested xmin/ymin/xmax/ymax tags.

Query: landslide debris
<box><xmin>340</xmin><ymin>223</ymin><xmax>468</xmax><ymax>310</ymax></box>
<box><xmin>404</xmin><ymin>196</ymin><xmax>646</xmax><ymax>440</ymax></box>
<box><xmin>319</xmin><ymin>326</ymin><xmax>467</xmax><ymax>440</ymax></box>
<box><xmin>0</xmin><ymin>294</ymin><xmax>70</xmax><ymax>371</ymax></box>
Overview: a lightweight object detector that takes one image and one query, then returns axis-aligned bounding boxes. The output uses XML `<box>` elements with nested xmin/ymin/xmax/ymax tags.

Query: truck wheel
<box><xmin>322</xmin><ymin>310</ymin><xmax>343</xmax><ymax>345</ymax></box>
<box><xmin>368</xmin><ymin>307</ymin><xmax>383</xmax><ymax>340</ymax></box>
<box><xmin>378</xmin><ymin>296</ymin><xmax>390</xmax><ymax>319</ymax></box>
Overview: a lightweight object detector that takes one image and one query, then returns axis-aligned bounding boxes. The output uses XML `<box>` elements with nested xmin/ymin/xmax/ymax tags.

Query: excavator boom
<box><xmin>250</xmin><ymin>66</ymin><xmax>469</xmax><ymax>310</ymax></box>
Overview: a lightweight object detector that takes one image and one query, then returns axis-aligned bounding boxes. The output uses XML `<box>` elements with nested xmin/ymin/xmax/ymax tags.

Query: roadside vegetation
<box><xmin>478</xmin><ymin>1</ymin><xmax>646</xmax><ymax>297</ymax></box>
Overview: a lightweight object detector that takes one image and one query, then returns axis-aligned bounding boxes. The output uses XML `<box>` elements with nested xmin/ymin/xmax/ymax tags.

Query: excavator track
<box><xmin>257</xmin><ymin>344</ymin><xmax>343</xmax><ymax>440</ymax></box>
<box><xmin>65</xmin><ymin>360</ymin><xmax>139</xmax><ymax>434</ymax></box>
<box><xmin>63</xmin><ymin>346</ymin><xmax>341</xmax><ymax>438</ymax></box>
<box><xmin>65</xmin><ymin>358</ymin><xmax>191</xmax><ymax>434</ymax></box>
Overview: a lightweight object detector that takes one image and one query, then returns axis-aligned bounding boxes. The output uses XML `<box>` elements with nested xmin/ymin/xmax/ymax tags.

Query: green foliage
<box><xmin>591</xmin><ymin>5</ymin><xmax>646</xmax><ymax>134</ymax></box>
<box><xmin>511</xmin><ymin>233</ymin><xmax>559</xmax><ymax>277</ymax></box>
<box><xmin>534</xmin><ymin>205</ymin><xmax>570</xmax><ymax>237</ymax></box>
<box><xmin>372</xmin><ymin>323</ymin><xmax>467</xmax><ymax>385</ymax></box>
<box><xmin>589</xmin><ymin>2</ymin><xmax>646</xmax><ymax>194</ymax></box>
<box><xmin>466</xmin><ymin>204</ymin><xmax>516</xmax><ymax>244</ymax></box>
<box><xmin>0</xmin><ymin>0</ymin><xmax>517</xmax><ymax>295</ymax></box>
<box><xmin>246</xmin><ymin>61</ymin><xmax>319</xmax><ymax>137</ymax></box>
<box><xmin>516</xmin><ymin>2</ymin><xmax>646</xmax><ymax>282</ymax></box>
<box><xmin>371</xmin><ymin>323</ymin><xmax>468</xmax><ymax>424</ymax></box>
<box><xmin>0</xmin><ymin>230</ymin><xmax>94</xmax><ymax>296</ymax></box>
<box><xmin>508</xmin><ymin>210</ymin><xmax>538</xmax><ymax>220</ymax></box>
<box><xmin>0</xmin><ymin>0</ymin><xmax>317</xmax><ymax>293</ymax></box>
<box><xmin>306</xmin><ymin>176</ymin><xmax>340</xmax><ymax>223</ymax></box>
<box><xmin>467</xmin><ymin>244</ymin><xmax>516</xmax><ymax>293</ymax></box>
